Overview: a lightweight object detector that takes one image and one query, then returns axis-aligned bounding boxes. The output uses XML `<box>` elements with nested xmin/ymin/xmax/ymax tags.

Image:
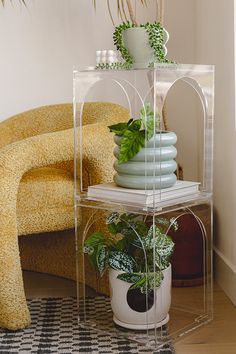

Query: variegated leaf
<box><xmin>83</xmin><ymin>245</ymin><xmax>94</xmax><ymax>255</ymax></box>
<box><xmin>84</xmin><ymin>232</ymin><xmax>105</xmax><ymax>247</ymax></box>
<box><xmin>96</xmin><ymin>245</ymin><xmax>108</xmax><ymax>276</ymax></box>
<box><xmin>117</xmin><ymin>272</ymin><xmax>143</xmax><ymax>284</ymax></box>
<box><xmin>106</xmin><ymin>212</ymin><xmax>119</xmax><ymax>225</ymax></box>
<box><xmin>108</xmin><ymin>251</ymin><xmax>135</xmax><ymax>272</ymax></box>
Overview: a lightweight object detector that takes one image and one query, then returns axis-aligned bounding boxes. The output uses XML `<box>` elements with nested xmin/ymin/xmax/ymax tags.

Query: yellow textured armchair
<box><xmin>0</xmin><ymin>102</ymin><xmax>129</xmax><ymax>330</ymax></box>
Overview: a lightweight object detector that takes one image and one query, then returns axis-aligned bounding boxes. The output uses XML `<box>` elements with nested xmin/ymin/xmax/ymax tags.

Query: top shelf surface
<box><xmin>76</xmin><ymin>63</ymin><xmax>215</xmax><ymax>74</ymax></box>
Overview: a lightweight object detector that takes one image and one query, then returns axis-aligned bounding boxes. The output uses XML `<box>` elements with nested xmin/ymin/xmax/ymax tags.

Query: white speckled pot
<box><xmin>109</xmin><ymin>265</ymin><xmax>172</xmax><ymax>330</ymax></box>
<box><xmin>113</xmin><ymin>131</ymin><xmax>177</xmax><ymax>189</ymax></box>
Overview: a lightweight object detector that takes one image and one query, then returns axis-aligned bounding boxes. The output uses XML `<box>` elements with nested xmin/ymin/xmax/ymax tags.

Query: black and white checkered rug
<box><xmin>0</xmin><ymin>297</ymin><xmax>176</xmax><ymax>354</ymax></box>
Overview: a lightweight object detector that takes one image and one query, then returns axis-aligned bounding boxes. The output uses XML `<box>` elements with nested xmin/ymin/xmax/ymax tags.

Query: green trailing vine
<box><xmin>113</xmin><ymin>21</ymin><xmax>174</xmax><ymax>67</ymax></box>
<box><xmin>144</xmin><ymin>22</ymin><xmax>173</xmax><ymax>64</ymax></box>
<box><xmin>95</xmin><ymin>62</ymin><xmax>131</xmax><ymax>70</ymax></box>
<box><xmin>113</xmin><ymin>21</ymin><xmax>135</xmax><ymax>66</ymax></box>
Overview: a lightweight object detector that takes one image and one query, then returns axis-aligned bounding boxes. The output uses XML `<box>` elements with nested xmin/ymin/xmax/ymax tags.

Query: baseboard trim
<box><xmin>214</xmin><ymin>247</ymin><xmax>236</xmax><ymax>306</ymax></box>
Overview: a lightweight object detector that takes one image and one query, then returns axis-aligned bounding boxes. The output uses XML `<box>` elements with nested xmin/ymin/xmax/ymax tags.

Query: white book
<box><xmin>87</xmin><ymin>181</ymin><xmax>200</xmax><ymax>206</ymax></box>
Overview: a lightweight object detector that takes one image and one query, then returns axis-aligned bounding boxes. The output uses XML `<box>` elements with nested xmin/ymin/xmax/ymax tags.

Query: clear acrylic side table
<box><xmin>73</xmin><ymin>65</ymin><xmax>214</xmax><ymax>351</ymax></box>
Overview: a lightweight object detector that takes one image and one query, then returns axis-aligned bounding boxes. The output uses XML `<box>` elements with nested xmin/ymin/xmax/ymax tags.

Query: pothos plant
<box><xmin>84</xmin><ymin>212</ymin><xmax>178</xmax><ymax>294</ymax></box>
<box><xmin>108</xmin><ymin>103</ymin><xmax>159</xmax><ymax>164</ymax></box>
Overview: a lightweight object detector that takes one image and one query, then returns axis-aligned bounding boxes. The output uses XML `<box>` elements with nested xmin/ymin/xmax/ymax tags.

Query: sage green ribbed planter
<box><xmin>113</xmin><ymin>131</ymin><xmax>177</xmax><ymax>189</ymax></box>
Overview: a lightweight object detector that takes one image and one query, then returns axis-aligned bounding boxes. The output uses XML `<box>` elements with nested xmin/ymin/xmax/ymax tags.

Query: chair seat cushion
<box><xmin>17</xmin><ymin>167</ymin><xmax>74</xmax><ymax>236</ymax></box>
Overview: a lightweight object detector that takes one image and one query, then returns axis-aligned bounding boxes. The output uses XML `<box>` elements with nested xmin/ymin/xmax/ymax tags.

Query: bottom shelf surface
<box><xmin>78</xmin><ymin>284</ymin><xmax>213</xmax><ymax>351</ymax></box>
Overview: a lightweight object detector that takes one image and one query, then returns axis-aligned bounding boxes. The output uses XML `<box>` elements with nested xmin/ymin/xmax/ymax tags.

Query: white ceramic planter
<box><xmin>109</xmin><ymin>265</ymin><xmax>172</xmax><ymax>330</ymax></box>
<box><xmin>122</xmin><ymin>27</ymin><xmax>169</xmax><ymax>69</ymax></box>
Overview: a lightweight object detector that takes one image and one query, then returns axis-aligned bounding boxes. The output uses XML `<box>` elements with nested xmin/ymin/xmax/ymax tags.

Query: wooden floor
<box><xmin>23</xmin><ymin>272</ymin><xmax>236</xmax><ymax>354</ymax></box>
<box><xmin>175</xmin><ymin>283</ymin><xmax>236</xmax><ymax>354</ymax></box>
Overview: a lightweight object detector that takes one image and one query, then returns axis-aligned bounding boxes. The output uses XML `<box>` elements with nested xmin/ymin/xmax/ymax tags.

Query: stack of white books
<box><xmin>87</xmin><ymin>180</ymin><xmax>200</xmax><ymax>206</ymax></box>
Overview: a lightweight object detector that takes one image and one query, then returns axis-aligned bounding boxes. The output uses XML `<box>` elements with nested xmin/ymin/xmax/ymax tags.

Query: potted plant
<box><xmin>93</xmin><ymin>0</ymin><xmax>171</xmax><ymax>69</ymax></box>
<box><xmin>108</xmin><ymin>103</ymin><xmax>178</xmax><ymax>189</ymax></box>
<box><xmin>84</xmin><ymin>211</ymin><xmax>178</xmax><ymax>329</ymax></box>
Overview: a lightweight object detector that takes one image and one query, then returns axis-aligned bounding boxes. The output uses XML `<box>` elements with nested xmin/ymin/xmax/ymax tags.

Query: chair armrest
<box><xmin>0</xmin><ymin>122</ymin><xmax>115</xmax><ymax>329</ymax></box>
<box><xmin>0</xmin><ymin>122</ymin><xmax>113</xmax><ymax>177</ymax></box>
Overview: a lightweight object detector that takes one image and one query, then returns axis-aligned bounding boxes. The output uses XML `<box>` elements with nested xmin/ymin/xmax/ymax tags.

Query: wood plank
<box><xmin>175</xmin><ymin>282</ymin><xmax>236</xmax><ymax>353</ymax></box>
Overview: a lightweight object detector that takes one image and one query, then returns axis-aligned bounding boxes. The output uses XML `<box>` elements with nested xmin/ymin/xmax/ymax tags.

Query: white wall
<box><xmin>0</xmin><ymin>0</ymin><xmax>115</xmax><ymax>120</ymax></box>
<box><xmin>195</xmin><ymin>0</ymin><xmax>236</xmax><ymax>305</ymax></box>
<box><xmin>0</xmin><ymin>0</ymin><xmax>196</xmax><ymax>121</ymax></box>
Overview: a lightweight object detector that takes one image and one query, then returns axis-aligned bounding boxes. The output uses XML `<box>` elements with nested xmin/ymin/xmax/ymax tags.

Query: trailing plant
<box><xmin>84</xmin><ymin>212</ymin><xmax>177</xmax><ymax>294</ymax></box>
<box><xmin>113</xmin><ymin>21</ymin><xmax>134</xmax><ymax>66</ymax></box>
<box><xmin>95</xmin><ymin>61</ymin><xmax>131</xmax><ymax>70</ymax></box>
<box><xmin>108</xmin><ymin>103</ymin><xmax>159</xmax><ymax>164</ymax></box>
<box><xmin>113</xmin><ymin>21</ymin><xmax>173</xmax><ymax>67</ymax></box>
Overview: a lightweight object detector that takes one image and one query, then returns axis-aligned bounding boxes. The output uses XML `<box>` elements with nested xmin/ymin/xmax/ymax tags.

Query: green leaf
<box><xmin>147</xmin><ymin>271</ymin><xmax>164</xmax><ymax>289</ymax></box>
<box><xmin>170</xmin><ymin>217</ymin><xmax>179</xmax><ymax>231</ymax></box>
<box><xmin>84</xmin><ymin>232</ymin><xmax>105</xmax><ymax>248</ymax></box>
<box><xmin>84</xmin><ymin>232</ymin><xmax>106</xmax><ymax>269</ymax></box>
<box><xmin>115</xmin><ymin>238</ymin><xmax>126</xmax><ymax>251</ymax></box>
<box><xmin>140</xmin><ymin>272</ymin><xmax>164</xmax><ymax>294</ymax></box>
<box><xmin>118</xmin><ymin>129</ymin><xmax>145</xmax><ymax>163</ymax></box>
<box><xmin>148</xmin><ymin>225</ymin><xmax>175</xmax><ymax>270</ymax></box>
<box><xmin>130</xmin><ymin>275</ymin><xmax>147</xmax><ymax>290</ymax></box>
<box><xmin>106</xmin><ymin>212</ymin><xmax>120</xmax><ymax>225</ymax></box>
<box><xmin>128</xmin><ymin>119</ymin><xmax>142</xmax><ymax>131</ymax></box>
<box><xmin>107</xmin><ymin>223</ymin><xmax>118</xmax><ymax>234</ymax></box>
<box><xmin>108</xmin><ymin>251</ymin><xmax>135</xmax><ymax>272</ymax></box>
<box><xmin>140</xmin><ymin>103</ymin><xmax>157</xmax><ymax>139</ymax></box>
<box><xmin>127</xmin><ymin>118</ymin><xmax>134</xmax><ymax>126</ymax></box>
<box><xmin>117</xmin><ymin>272</ymin><xmax>144</xmax><ymax>284</ymax></box>
<box><xmin>156</xmin><ymin>217</ymin><xmax>171</xmax><ymax>228</ymax></box>
<box><xmin>130</xmin><ymin>272</ymin><xmax>164</xmax><ymax>294</ymax></box>
<box><xmin>135</xmin><ymin>220</ymin><xmax>149</xmax><ymax>237</ymax></box>
<box><xmin>108</xmin><ymin>122</ymin><xmax>128</xmax><ymax>136</ymax></box>
<box><xmin>96</xmin><ymin>245</ymin><xmax>108</xmax><ymax>276</ymax></box>
<box><xmin>83</xmin><ymin>245</ymin><xmax>94</xmax><ymax>255</ymax></box>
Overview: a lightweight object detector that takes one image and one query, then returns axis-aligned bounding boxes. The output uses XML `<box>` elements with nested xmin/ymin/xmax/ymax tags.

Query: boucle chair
<box><xmin>0</xmin><ymin>102</ymin><xmax>129</xmax><ymax>330</ymax></box>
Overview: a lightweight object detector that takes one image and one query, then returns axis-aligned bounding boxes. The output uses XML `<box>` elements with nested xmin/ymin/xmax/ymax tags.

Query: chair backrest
<box><xmin>0</xmin><ymin>102</ymin><xmax>129</xmax><ymax>149</ymax></box>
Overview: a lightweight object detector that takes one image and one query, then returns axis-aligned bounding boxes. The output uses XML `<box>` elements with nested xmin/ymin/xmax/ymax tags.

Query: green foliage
<box><xmin>147</xmin><ymin>225</ymin><xmax>175</xmax><ymax>270</ymax></box>
<box><xmin>83</xmin><ymin>212</ymin><xmax>178</xmax><ymax>294</ymax></box>
<box><xmin>83</xmin><ymin>231</ymin><xmax>114</xmax><ymax>275</ymax></box>
<box><xmin>113</xmin><ymin>21</ymin><xmax>174</xmax><ymax>68</ymax></box>
<box><xmin>113</xmin><ymin>21</ymin><xmax>134</xmax><ymax>65</ymax></box>
<box><xmin>143</xmin><ymin>22</ymin><xmax>174</xmax><ymax>65</ymax></box>
<box><xmin>117</xmin><ymin>271</ymin><xmax>164</xmax><ymax>294</ymax></box>
<box><xmin>95</xmin><ymin>62</ymin><xmax>131</xmax><ymax>70</ymax></box>
<box><xmin>96</xmin><ymin>245</ymin><xmax>108</xmax><ymax>275</ymax></box>
<box><xmin>108</xmin><ymin>104</ymin><xmax>158</xmax><ymax>163</ymax></box>
<box><xmin>118</xmin><ymin>129</ymin><xmax>145</xmax><ymax>164</ymax></box>
<box><xmin>140</xmin><ymin>103</ymin><xmax>159</xmax><ymax>139</ymax></box>
<box><xmin>108</xmin><ymin>251</ymin><xmax>135</xmax><ymax>272</ymax></box>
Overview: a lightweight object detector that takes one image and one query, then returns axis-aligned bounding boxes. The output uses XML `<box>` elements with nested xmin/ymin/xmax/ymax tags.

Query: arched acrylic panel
<box><xmin>74</xmin><ymin>65</ymin><xmax>214</xmax><ymax>351</ymax></box>
<box><xmin>76</xmin><ymin>201</ymin><xmax>213</xmax><ymax>350</ymax></box>
<box><xmin>73</xmin><ymin>65</ymin><xmax>214</xmax><ymax>212</ymax></box>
